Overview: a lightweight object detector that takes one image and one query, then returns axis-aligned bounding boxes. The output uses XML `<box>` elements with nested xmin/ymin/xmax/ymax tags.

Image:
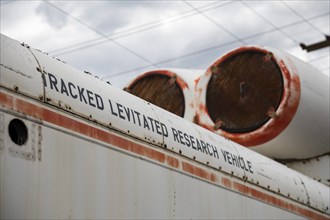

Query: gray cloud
<box><xmin>76</xmin><ymin>1</ymin><xmax>187</xmax><ymax>35</ymax></box>
<box><xmin>36</xmin><ymin>2</ymin><xmax>68</xmax><ymax>29</ymax></box>
<box><xmin>1</xmin><ymin>0</ymin><xmax>328</xmax><ymax>88</ymax></box>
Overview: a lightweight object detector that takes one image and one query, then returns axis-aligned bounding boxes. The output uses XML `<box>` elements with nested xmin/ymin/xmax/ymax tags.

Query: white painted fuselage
<box><xmin>0</xmin><ymin>34</ymin><xmax>329</xmax><ymax>219</ymax></box>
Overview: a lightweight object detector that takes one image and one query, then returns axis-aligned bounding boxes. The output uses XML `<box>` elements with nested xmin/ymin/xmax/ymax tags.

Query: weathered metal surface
<box><xmin>0</xmin><ymin>34</ymin><xmax>44</xmax><ymax>100</ymax></box>
<box><xmin>127</xmin><ymin>72</ymin><xmax>185</xmax><ymax>117</ymax></box>
<box><xmin>1</xmin><ymin>34</ymin><xmax>329</xmax><ymax>219</ymax></box>
<box><xmin>125</xmin><ymin>68</ymin><xmax>202</xmax><ymax>122</ymax></box>
<box><xmin>206</xmin><ymin>51</ymin><xmax>283</xmax><ymax>133</ymax></box>
<box><xmin>195</xmin><ymin>46</ymin><xmax>329</xmax><ymax>160</ymax></box>
<box><xmin>281</xmin><ymin>154</ymin><xmax>330</xmax><ymax>186</ymax></box>
<box><xmin>28</xmin><ymin>44</ymin><xmax>164</xmax><ymax>147</ymax></box>
<box><xmin>2</xmin><ymin>110</ymin><xmax>320</xmax><ymax>219</ymax></box>
<box><xmin>1</xmin><ymin>94</ymin><xmax>329</xmax><ymax>219</ymax></box>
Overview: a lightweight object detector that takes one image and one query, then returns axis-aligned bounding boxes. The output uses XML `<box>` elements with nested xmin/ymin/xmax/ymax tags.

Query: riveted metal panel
<box><xmin>157</xmin><ymin>105</ymin><xmax>246</xmax><ymax>179</ymax></box>
<box><xmin>1</xmin><ymin>34</ymin><xmax>329</xmax><ymax>219</ymax></box>
<box><xmin>235</xmin><ymin>146</ymin><xmax>309</xmax><ymax>203</ymax></box>
<box><xmin>301</xmin><ymin>175</ymin><xmax>330</xmax><ymax>212</ymax></box>
<box><xmin>282</xmin><ymin>154</ymin><xmax>330</xmax><ymax>186</ymax></box>
<box><xmin>1</xmin><ymin>112</ymin><xmax>315</xmax><ymax>219</ymax></box>
<box><xmin>28</xmin><ymin>46</ymin><xmax>164</xmax><ymax>147</ymax></box>
<box><xmin>0</xmin><ymin>34</ymin><xmax>43</xmax><ymax>100</ymax></box>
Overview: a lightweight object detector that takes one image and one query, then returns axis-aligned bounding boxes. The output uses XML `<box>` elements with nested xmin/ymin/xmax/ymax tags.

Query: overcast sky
<box><xmin>1</xmin><ymin>0</ymin><xmax>329</xmax><ymax>88</ymax></box>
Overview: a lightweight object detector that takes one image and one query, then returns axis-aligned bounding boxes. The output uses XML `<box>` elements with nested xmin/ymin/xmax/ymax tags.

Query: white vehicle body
<box><xmin>1</xmin><ymin>34</ymin><xmax>329</xmax><ymax>219</ymax></box>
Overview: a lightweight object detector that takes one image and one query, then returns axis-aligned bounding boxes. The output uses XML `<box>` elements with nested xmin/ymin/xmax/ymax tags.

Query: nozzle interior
<box><xmin>129</xmin><ymin>74</ymin><xmax>185</xmax><ymax>117</ymax></box>
<box><xmin>206</xmin><ymin>51</ymin><xmax>284</xmax><ymax>133</ymax></box>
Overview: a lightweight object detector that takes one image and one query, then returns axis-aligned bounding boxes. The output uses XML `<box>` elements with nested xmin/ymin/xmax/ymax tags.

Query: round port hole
<box><xmin>8</xmin><ymin>119</ymin><xmax>28</xmax><ymax>146</ymax></box>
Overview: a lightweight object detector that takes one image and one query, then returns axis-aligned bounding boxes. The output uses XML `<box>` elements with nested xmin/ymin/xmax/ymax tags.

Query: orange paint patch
<box><xmin>0</xmin><ymin>92</ymin><xmax>14</xmax><ymax>107</ymax></box>
<box><xmin>221</xmin><ymin>177</ymin><xmax>232</xmax><ymax>188</ymax></box>
<box><xmin>193</xmin><ymin>114</ymin><xmax>214</xmax><ymax>131</ymax></box>
<box><xmin>232</xmin><ymin>181</ymin><xmax>328</xmax><ymax>220</ymax></box>
<box><xmin>210</xmin><ymin>173</ymin><xmax>218</xmax><ymax>183</ymax></box>
<box><xmin>166</xmin><ymin>155</ymin><xmax>180</xmax><ymax>168</ymax></box>
<box><xmin>194</xmin><ymin>77</ymin><xmax>200</xmax><ymax>85</ymax></box>
<box><xmin>182</xmin><ymin>161</ymin><xmax>209</xmax><ymax>180</ymax></box>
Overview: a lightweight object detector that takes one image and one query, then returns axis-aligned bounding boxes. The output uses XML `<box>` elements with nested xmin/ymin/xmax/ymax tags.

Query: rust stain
<box><xmin>0</xmin><ymin>92</ymin><xmax>327</xmax><ymax>220</ymax></box>
<box><xmin>232</xmin><ymin>181</ymin><xmax>328</xmax><ymax>220</ymax></box>
<box><xmin>210</xmin><ymin>173</ymin><xmax>218</xmax><ymax>183</ymax></box>
<box><xmin>194</xmin><ymin>76</ymin><xmax>200</xmax><ymax>85</ymax></box>
<box><xmin>128</xmin><ymin>70</ymin><xmax>189</xmax><ymax>90</ymax></box>
<box><xmin>189</xmin><ymin>101</ymin><xmax>194</xmax><ymax>109</ymax></box>
<box><xmin>181</xmin><ymin>162</ymin><xmax>218</xmax><ymax>183</ymax></box>
<box><xmin>0</xmin><ymin>92</ymin><xmax>14</xmax><ymax>107</ymax></box>
<box><xmin>206</xmin><ymin>50</ymin><xmax>283</xmax><ymax>133</ymax></box>
<box><xmin>196</xmin><ymin>87</ymin><xmax>203</xmax><ymax>95</ymax></box>
<box><xmin>197</xmin><ymin>47</ymin><xmax>301</xmax><ymax>147</ymax></box>
<box><xmin>221</xmin><ymin>177</ymin><xmax>232</xmax><ymax>188</ymax></box>
<box><xmin>158</xmin><ymin>70</ymin><xmax>188</xmax><ymax>90</ymax></box>
<box><xmin>182</xmin><ymin>161</ymin><xmax>210</xmax><ymax>180</ymax></box>
<box><xmin>198</xmin><ymin>103</ymin><xmax>206</xmax><ymax>112</ymax></box>
<box><xmin>205</xmin><ymin>46</ymin><xmax>269</xmax><ymax>76</ymax></box>
<box><xmin>175</xmin><ymin>76</ymin><xmax>189</xmax><ymax>90</ymax></box>
<box><xmin>231</xmin><ymin>59</ymin><xmax>301</xmax><ymax>147</ymax></box>
<box><xmin>126</xmin><ymin>70</ymin><xmax>185</xmax><ymax>117</ymax></box>
<box><xmin>194</xmin><ymin>113</ymin><xmax>214</xmax><ymax>131</ymax></box>
<box><xmin>166</xmin><ymin>155</ymin><xmax>180</xmax><ymax>168</ymax></box>
<box><xmin>8</xmin><ymin>93</ymin><xmax>167</xmax><ymax>165</ymax></box>
<box><xmin>205</xmin><ymin>69</ymin><xmax>213</xmax><ymax>76</ymax></box>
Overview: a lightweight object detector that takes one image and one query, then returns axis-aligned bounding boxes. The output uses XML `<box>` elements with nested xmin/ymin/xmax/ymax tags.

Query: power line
<box><xmin>49</xmin><ymin>1</ymin><xmax>328</xmax><ymax>61</ymax></box>
<box><xmin>102</xmin><ymin>39</ymin><xmax>239</xmax><ymax>79</ymax></box>
<box><xmin>52</xmin><ymin>0</ymin><xmax>324</xmax><ymax>59</ymax></box>
<box><xmin>102</xmin><ymin>12</ymin><xmax>329</xmax><ymax>79</ymax></box>
<box><xmin>241</xmin><ymin>1</ymin><xmax>299</xmax><ymax>45</ymax></box>
<box><xmin>183</xmin><ymin>0</ymin><xmax>246</xmax><ymax>45</ymax></box>
<box><xmin>50</xmin><ymin>1</ymin><xmax>224</xmax><ymax>53</ymax></box>
<box><xmin>308</xmin><ymin>53</ymin><xmax>330</xmax><ymax>63</ymax></box>
<box><xmin>282</xmin><ymin>1</ymin><xmax>326</xmax><ymax>36</ymax></box>
<box><xmin>44</xmin><ymin>0</ymin><xmax>159</xmax><ymax>68</ymax></box>
<box><xmin>50</xmin><ymin>1</ymin><xmax>234</xmax><ymax>56</ymax></box>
